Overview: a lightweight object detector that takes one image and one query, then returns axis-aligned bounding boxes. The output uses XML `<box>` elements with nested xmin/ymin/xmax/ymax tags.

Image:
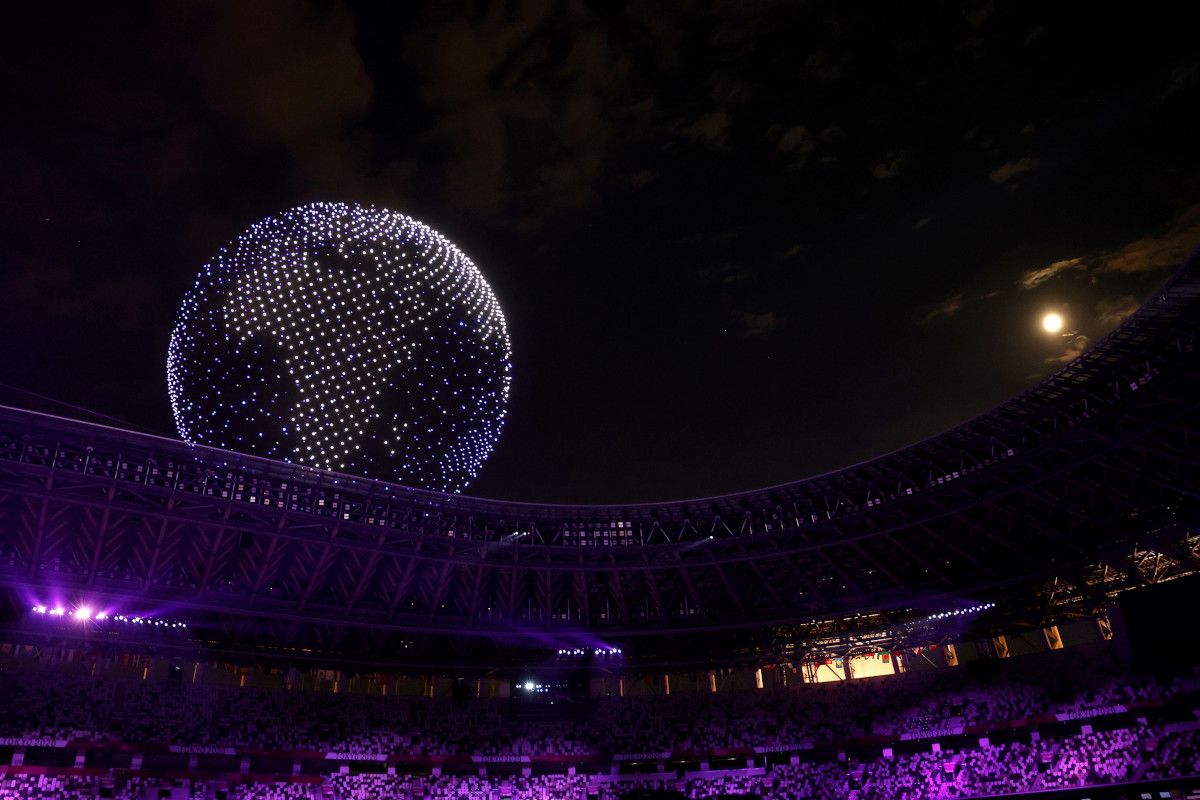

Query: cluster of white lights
<box><xmin>556</xmin><ymin>647</ymin><xmax>623</xmax><ymax>656</ymax></box>
<box><xmin>167</xmin><ymin>202</ymin><xmax>512</xmax><ymax>493</ymax></box>
<box><xmin>521</xmin><ymin>681</ymin><xmax>550</xmax><ymax>693</ymax></box>
<box><xmin>926</xmin><ymin>602</ymin><xmax>995</xmax><ymax>621</ymax></box>
<box><xmin>31</xmin><ymin>605</ymin><xmax>187</xmax><ymax>628</ymax></box>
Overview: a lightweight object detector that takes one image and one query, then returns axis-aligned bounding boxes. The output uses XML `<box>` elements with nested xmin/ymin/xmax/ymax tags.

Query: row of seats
<box><xmin>0</xmin><ymin>647</ymin><xmax>1184</xmax><ymax>756</ymax></box>
<box><xmin>1</xmin><ymin>727</ymin><xmax>1198</xmax><ymax>799</ymax></box>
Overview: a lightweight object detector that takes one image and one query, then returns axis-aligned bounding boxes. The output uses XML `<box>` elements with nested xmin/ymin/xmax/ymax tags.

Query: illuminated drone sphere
<box><xmin>167</xmin><ymin>202</ymin><xmax>511</xmax><ymax>492</ymax></box>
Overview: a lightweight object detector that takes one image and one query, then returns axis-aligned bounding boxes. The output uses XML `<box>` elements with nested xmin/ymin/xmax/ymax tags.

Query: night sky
<box><xmin>2</xmin><ymin>2</ymin><xmax>1198</xmax><ymax>503</ymax></box>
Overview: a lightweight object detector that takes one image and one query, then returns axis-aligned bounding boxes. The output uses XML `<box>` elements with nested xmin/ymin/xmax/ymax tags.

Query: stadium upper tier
<box><xmin>0</xmin><ymin>253</ymin><xmax>1198</xmax><ymax>653</ymax></box>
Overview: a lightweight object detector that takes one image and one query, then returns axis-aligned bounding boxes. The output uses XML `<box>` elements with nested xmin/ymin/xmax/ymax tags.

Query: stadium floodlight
<box><xmin>523</xmin><ymin>681</ymin><xmax>535</xmax><ymax>691</ymax></box>
<box><xmin>924</xmin><ymin>602</ymin><xmax>996</xmax><ymax>622</ymax></box>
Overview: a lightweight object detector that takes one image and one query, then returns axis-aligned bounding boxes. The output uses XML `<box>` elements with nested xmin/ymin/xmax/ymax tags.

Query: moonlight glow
<box><xmin>1042</xmin><ymin>312</ymin><xmax>1064</xmax><ymax>333</ymax></box>
<box><xmin>167</xmin><ymin>202</ymin><xmax>512</xmax><ymax>493</ymax></box>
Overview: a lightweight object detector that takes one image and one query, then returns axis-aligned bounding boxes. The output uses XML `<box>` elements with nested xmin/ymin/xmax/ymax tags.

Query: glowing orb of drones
<box><xmin>167</xmin><ymin>202</ymin><xmax>511</xmax><ymax>493</ymax></box>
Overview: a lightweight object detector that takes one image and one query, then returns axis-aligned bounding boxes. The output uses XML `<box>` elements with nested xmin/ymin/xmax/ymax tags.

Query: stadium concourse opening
<box><xmin>0</xmin><ymin>250</ymin><xmax>1199</xmax><ymax>796</ymax></box>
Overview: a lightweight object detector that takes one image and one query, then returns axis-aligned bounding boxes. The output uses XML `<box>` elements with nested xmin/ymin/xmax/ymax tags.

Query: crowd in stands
<box><xmin>1148</xmin><ymin>731</ymin><xmax>1200</xmax><ymax>781</ymax></box>
<box><xmin>937</xmin><ymin>739</ymin><xmax>1053</xmax><ymax>798</ymax></box>
<box><xmin>0</xmin><ymin>647</ymin><xmax>1188</xmax><ymax>757</ymax></box>
<box><xmin>321</xmin><ymin>734</ymin><xmax>1200</xmax><ymax>800</ymax></box>
<box><xmin>0</xmin><ymin>645</ymin><xmax>1198</xmax><ymax>798</ymax></box>
<box><xmin>1038</xmin><ymin>725</ymin><xmax>1147</xmax><ymax>789</ymax></box>
<box><xmin>1</xmin><ymin>721</ymin><xmax>1199</xmax><ymax>798</ymax></box>
<box><xmin>0</xmin><ymin>776</ymin><xmax>104</xmax><ymax>800</ymax></box>
<box><xmin>0</xmin><ymin>776</ymin><xmax>316</xmax><ymax>800</ymax></box>
<box><xmin>0</xmin><ymin>776</ymin><xmax>207</xmax><ymax>800</ymax></box>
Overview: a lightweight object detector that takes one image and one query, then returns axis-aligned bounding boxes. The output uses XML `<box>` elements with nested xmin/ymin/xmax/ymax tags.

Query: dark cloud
<box><xmin>698</xmin><ymin>263</ymin><xmax>748</xmax><ymax>286</ymax></box>
<box><xmin>777</xmin><ymin>125</ymin><xmax>816</xmax><ymax>155</ymax></box>
<box><xmin>962</xmin><ymin>0</ymin><xmax>995</xmax><ymax>27</ymax></box>
<box><xmin>1101</xmin><ymin>203</ymin><xmax>1200</xmax><ymax>273</ymax></box>
<box><xmin>682</xmin><ymin>111</ymin><xmax>732</xmax><ymax>147</ymax></box>
<box><xmin>1095</xmin><ymin>295</ymin><xmax>1141</xmax><ymax>326</ymax></box>
<box><xmin>1018</xmin><ymin>204</ymin><xmax>1200</xmax><ymax>291</ymax></box>
<box><xmin>736</xmin><ymin>310</ymin><xmax>781</xmax><ymax>337</ymax></box>
<box><xmin>919</xmin><ymin>293</ymin><xmax>965</xmax><ymax>324</ymax></box>
<box><xmin>630</xmin><ymin>170</ymin><xmax>657</xmax><ymax>188</ymax></box>
<box><xmin>398</xmin><ymin>2</ymin><xmax>637</xmax><ymax>226</ymax></box>
<box><xmin>1018</xmin><ymin>257</ymin><xmax>1086</xmax><ymax>290</ymax></box>
<box><xmin>1046</xmin><ymin>334</ymin><xmax>1090</xmax><ymax>365</ymax></box>
<box><xmin>1164</xmin><ymin>60</ymin><xmax>1200</xmax><ymax>98</ymax></box>
<box><xmin>160</xmin><ymin>1</ymin><xmax>375</xmax><ymax>192</ymax></box>
<box><xmin>820</xmin><ymin>125</ymin><xmax>846</xmax><ymax>144</ymax></box>
<box><xmin>710</xmin><ymin>73</ymin><xmax>756</xmax><ymax>104</ymax></box>
<box><xmin>872</xmin><ymin>151</ymin><xmax>912</xmax><ymax>181</ymax></box>
<box><xmin>804</xmin><ymin>50</ymin><xmax>845</xmax><ymax>82</ymax></box>
<box><xmin>989</xmin><ymin>156</ymin><xmax>1039</xmax><ymax>184</ymax></box>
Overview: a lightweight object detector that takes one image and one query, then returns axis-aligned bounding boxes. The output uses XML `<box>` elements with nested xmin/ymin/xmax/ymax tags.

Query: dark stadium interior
<box><xmin>3</xmin><ymin>3</ymin><xmax>1200</xmax><ymax>800</ymax></box>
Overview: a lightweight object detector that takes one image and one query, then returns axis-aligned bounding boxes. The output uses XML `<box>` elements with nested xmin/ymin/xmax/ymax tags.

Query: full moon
<box><xmin>1042</xmin><ymin>312</ymin><xmax>1064</xmax><ymax>333</ymax></box>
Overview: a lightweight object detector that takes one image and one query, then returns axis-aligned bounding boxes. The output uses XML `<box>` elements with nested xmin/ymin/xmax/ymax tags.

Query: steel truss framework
<box><xmin>0</xmin><ymin>256</ymin><xmax>1198</xmax><ymax>669</ymax></box>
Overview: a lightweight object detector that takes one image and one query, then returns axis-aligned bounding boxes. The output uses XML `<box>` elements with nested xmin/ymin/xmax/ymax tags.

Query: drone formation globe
<box><xmin>166</xmin><ymin>202</ymin><xmax>511</xmax><ymax>493</ymax></box>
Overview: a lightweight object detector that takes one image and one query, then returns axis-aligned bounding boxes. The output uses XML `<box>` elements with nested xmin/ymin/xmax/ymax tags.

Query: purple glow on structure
<box><xmin>925</xmin><ymin>602</ymin><xmax>995</xmax><ymax>621</ymax></box>
<box><xmin>28</xmin><ymin>601</ymin><xmax>188</xmax><ymax>629</ymax></box>
<box><xmin>556</xmin><ymin>646</ymin><xmax>623</xmax><ymax>657</ymax></box>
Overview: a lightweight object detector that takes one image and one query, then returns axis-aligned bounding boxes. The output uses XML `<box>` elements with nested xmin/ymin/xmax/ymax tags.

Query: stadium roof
<box><xmin>0</xmin><ymin>251</ymin><xmax>1197</xmax><ymax>669</ymax></box>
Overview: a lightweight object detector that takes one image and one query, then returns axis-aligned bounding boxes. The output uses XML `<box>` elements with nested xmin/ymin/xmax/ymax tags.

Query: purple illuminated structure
<box><xmin>28</xmin><ymin>602</ymin><xmax>186</xmax><ymax>628</ymax></box>
<box><xmin>0</xmin><ymin>252</ymin><xmax>1198</xmax><ymax>670</ymax></box>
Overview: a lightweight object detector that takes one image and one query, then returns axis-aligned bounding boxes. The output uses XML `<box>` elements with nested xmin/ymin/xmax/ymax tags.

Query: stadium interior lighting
<box><xmin>556</xmin><ymin>646</ymin><xmax>622</xmax><ymax>657</ymax></box>
<box><xmin>523</xmin><ymin>681</ymin><xmax>535</xmax><ymax>691</ymax></box>
<box><xmin>925</xmin><ymin>602</ymin><xmax>995</xmax><ymax>621</ymax></box>
<box><xmin>28</xmin><ymin>603</ymin><xmax>187</xmax><ymax>629</ymax></box>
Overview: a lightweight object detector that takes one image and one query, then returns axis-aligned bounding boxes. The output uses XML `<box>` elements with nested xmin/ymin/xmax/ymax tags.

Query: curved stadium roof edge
<box><xmin>1</xmin><ymin>246</ymin><xmax>1198</xmax><ymax>520</ymax></box>
<box><xmin>0</xmin><ymin>249</ymin><xmax>1197</xmax><ymax>657</ymax></box>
